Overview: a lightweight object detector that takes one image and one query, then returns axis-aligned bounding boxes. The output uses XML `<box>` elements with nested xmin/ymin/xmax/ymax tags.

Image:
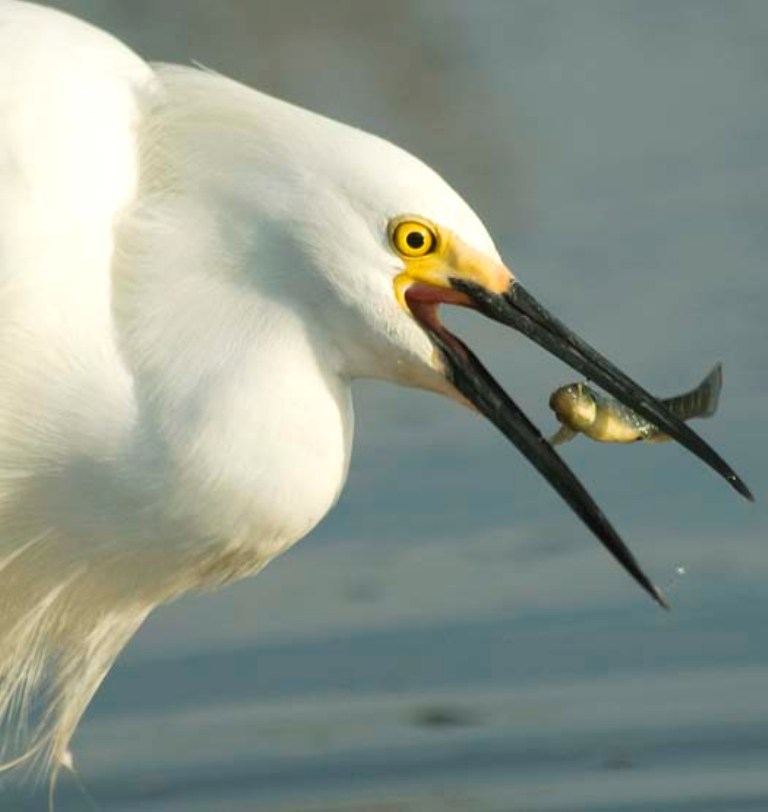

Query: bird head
<box><xmin>132</xmin><ymin>67</ymin><xmax>750</xmax><ymax>604</ymax></box>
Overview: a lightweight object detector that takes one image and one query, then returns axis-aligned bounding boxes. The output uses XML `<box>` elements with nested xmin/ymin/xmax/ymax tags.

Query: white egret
<box><xmin>0</xmin><ymin>0</ymin><xmax>751</xmax><ymax>777</ymax></box>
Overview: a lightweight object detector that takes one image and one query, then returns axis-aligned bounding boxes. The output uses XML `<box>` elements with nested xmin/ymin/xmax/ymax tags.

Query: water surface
<box><xmin>5</xmin><ymin>1</ymin><xmax>767</xmax><ymax>809</ymax></box>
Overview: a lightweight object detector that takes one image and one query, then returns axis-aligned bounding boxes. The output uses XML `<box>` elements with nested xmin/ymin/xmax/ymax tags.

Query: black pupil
<box><xmin>406</xmin><ymin>231</ymin><xmax>426</xmax><ymax>250</ymax></box>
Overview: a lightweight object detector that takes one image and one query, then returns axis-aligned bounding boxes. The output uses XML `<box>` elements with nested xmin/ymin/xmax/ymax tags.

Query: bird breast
<box><xmin>113</xmin><ymin>284</ymin><xmax>355</xmax><ymax>589</ymax></box>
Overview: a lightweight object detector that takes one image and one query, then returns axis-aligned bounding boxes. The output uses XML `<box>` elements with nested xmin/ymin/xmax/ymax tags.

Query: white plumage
<box><xmin>0</xmin><ymin>0</ymin><xmax>496</xmax><ymax>772</ymax></box>
<box><xmin>0</xmin><ymin>0</ymin><xmax>750</xmax><ymax>782</ymax></box>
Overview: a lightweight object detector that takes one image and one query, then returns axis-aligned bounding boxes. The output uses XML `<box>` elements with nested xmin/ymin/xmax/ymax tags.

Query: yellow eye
<box><xmin>391</xmin><ymin>219</ymin><xmax>437</xmax><ymax>258</ymax></box>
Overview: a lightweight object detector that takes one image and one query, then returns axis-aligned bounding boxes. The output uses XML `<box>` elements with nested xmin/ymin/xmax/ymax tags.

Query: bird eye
<box><xmin>391</xmin><ymin>220</ymin><xmax>437</xmax><ymax>258</ymax></box>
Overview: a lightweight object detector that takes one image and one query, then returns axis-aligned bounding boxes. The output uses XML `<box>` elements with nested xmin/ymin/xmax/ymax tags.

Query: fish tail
<box><xmin>662</xmin><ymin>363</ymin><xmax>723</xmax><ymax>422</ymax></box>
<box><xmin>697</xmin><ymin>362</ymin><xmax>723</xmax><ymax>417</ymax></box>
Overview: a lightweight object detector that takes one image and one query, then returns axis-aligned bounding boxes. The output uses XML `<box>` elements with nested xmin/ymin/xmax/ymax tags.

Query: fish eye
<box><xmin>390</xmin><ymin>219</ymin><xmax>437</xmax><ymax>258</ymax></box>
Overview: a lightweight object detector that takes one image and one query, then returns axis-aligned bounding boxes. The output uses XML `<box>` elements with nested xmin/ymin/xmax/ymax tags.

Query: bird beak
<box><xmin>399</xmin><ymin>243</ymin><xmax>752</xmax><ymax>607</ymax></box>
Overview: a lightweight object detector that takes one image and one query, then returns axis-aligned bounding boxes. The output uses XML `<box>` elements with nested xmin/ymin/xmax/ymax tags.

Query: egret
<box><xmin>0</xmin><ymin>0</ymin><xmax>750</xmax><ymax>778</ymax></box>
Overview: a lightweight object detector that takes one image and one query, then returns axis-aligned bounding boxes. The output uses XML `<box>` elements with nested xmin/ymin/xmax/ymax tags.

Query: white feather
<box><xmin>0</xmin><ymin>0</ymin><xmax>496</xmax><ymax>773</ymax></box>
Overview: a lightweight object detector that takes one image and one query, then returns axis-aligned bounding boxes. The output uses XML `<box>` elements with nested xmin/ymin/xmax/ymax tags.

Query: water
<box><xmin>5</xmin><ymin>1</ymin><xmax>767</xmax><ymax>809</ymax></box>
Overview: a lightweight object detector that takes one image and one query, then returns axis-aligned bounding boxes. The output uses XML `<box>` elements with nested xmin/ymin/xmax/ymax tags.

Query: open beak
<box><xmin>452</xmin><ymin>277</ymin><xmax>753</xmax><ymax>502</ymax></box>
<box><xmin>402</xmin><ymin>268</ymin><xmax>752</xmax><ymax>608</ymax></box>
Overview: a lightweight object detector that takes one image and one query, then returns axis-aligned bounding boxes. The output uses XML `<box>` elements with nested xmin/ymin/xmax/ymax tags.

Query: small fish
<box><xmin>549</xmin><ymin>363</ymin><xmax>723</xmax><ymax>446</ymax></box>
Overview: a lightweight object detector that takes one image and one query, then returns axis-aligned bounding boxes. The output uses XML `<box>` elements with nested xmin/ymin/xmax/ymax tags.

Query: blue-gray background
<box><xmin>8</xmin><ymin>1</ymin><xmax>768</xmax><ymax>810</ymax></box>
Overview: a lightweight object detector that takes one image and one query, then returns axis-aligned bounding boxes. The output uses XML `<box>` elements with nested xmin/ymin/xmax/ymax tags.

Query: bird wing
<box><xmin>0</xmin><ymin>2</ymin><xmax>153</xmax><ymax>461</ymax></box>
<box><xmin>0</xmin><ymin>2</ymin><xmax>155</xmax><ymax>770</ymax></box>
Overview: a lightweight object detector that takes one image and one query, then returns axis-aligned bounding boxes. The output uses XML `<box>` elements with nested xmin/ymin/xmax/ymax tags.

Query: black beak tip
<box><xmin>731</xmin><ymin>476</ymin><xmax>755</xmax><ymax>502</ymax></box>
<box><xmin>632</xmin><ymin>564</ymin><xmax>670</xmax><ymax>610</ymax></box>
<box><xmin>652</xmin><ymin>585</ymin><xmax>671</xmax><ymax>611</ymax></box>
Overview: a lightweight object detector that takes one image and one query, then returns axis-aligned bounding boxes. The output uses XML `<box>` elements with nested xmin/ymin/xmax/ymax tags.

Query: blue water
<box><xmin>5</xmin><ymin>1</ymin><xmax>767</xmax><ymax>809</ymax></box>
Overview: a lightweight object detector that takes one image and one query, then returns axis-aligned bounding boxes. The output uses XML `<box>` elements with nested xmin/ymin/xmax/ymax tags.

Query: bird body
<box><xmin>0</xmin><ymin>2</ymin><xmax>497</xmax><ymax>768</ymax></box>
<box><xmin>0</xmin><ymin>2</ymin><xmax>360</xmax><ymax>768</ymax></box>
<box><xmin>0</xmin><ymin>0</ymin><xmax>749</xmax><ymax>777</ymax></box>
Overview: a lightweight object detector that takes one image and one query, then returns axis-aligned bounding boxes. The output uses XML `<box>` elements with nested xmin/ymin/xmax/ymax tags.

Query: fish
<box><xmin>549</xmin><ymin>363</ymin><xmax>723</xmax><ymax>446</ymax></box>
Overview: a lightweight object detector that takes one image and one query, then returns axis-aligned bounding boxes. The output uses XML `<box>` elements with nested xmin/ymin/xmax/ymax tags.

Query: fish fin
<box><xmin>643</xmin><ymin>432</ymin><xmax>672</xmax><ymax>444</ymax></box>
<box><xmin>661</xmin><ymin>363</ymin><xmax>723</xmax><ymax>422</ymax></box>
<box><xmin>549</xmin><ymin>425</ymin><xmax>577</xmax><ymax>446</ymax></box>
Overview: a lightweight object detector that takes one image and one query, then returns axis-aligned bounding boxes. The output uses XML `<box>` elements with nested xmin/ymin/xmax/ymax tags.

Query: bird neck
<box><xmin>123</xmin><ymin>277</ymin><xmax>354</xmax><ymax>572</ymax></box>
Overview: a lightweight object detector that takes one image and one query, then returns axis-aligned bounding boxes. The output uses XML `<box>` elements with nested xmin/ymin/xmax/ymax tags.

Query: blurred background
<box><xmin>6</xmin><ymin>1</ymin><xmax>768</xmax><ymax>809</ymax></box>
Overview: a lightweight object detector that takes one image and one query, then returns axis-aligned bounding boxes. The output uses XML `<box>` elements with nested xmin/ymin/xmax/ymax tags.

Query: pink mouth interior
<box><xmin>404</xmin><ymin>282</ymin><xmax>475</xmax><ymax>360</ymax></box>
